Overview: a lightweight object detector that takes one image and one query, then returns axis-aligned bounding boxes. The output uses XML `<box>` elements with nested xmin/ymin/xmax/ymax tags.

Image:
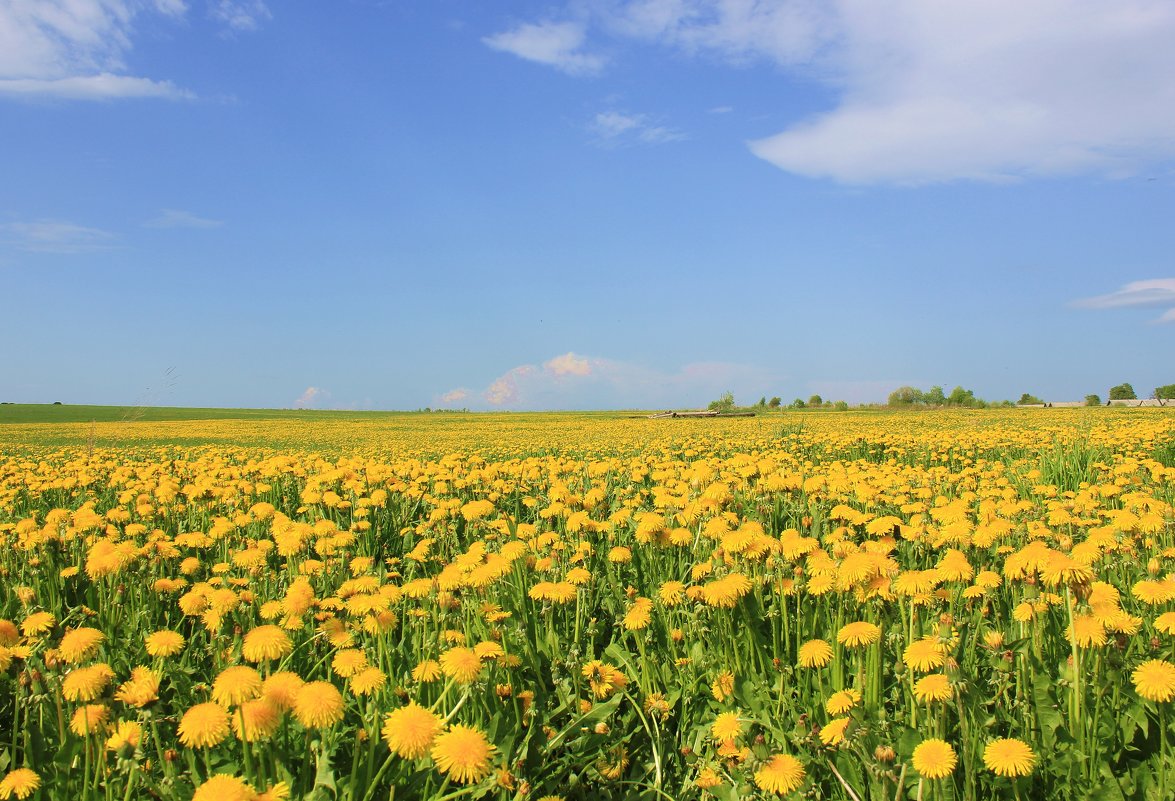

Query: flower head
<box><xmin>912</xmin><ymin>739</ymin><xmax>957</xmax><ymax>779</ymax></box>
<box><xmin>1133</xmin><ymin>659</ymin><xmax>1175</xmax><ymax>702</ymax></box>
<box><xmin>179</xmin><ymin>702</ymin><xmax>231</xmax><ymax>748</ymax></box>
<box><xmin>242</xmin><ymin>626</ymin><xmax>292</xmax><ymax>663</ymax></box>
<box><xmin>983</xmin><ymin>738</ymin><xmax>1036</xmax><ymax>777</ymax></box>
<box><xmin>431</xmin><ymin>724</ymin><xmax>495</xmax><ymax>784</ymax></box>
<box><xmin>294</xmin><ymin>681</ymin><xmax>345</xmax><ymax>728</ymax></box>
<box><xmin>145</xmin><ymin>630</ymin><xmax>185</xmax><ymax>658</ymax></box>
<box><xmin>754</xmin><ymin>754</ymin><xmax>805</xmax><ymax>794</ymax></box>
<box><xmin>797</xmin><ymin>639</ymin><xmax>833</xmax><ymax>668</ymax></box>
<box><xmin>382</xmin><ymin>701</ymin><xmax>441</xmax><ymax>759</ymax></box>
<box><xmin>0</xmin><ymin>768</ymin><xmax>41</xmax><ymax>800</ymax></box>
<box><xmin>213</xmin><ymin>666</ymin><xmax>263</xmax><ymax>707</ymax></box>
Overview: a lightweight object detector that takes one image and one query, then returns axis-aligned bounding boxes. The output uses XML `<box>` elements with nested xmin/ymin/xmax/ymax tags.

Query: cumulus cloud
<box><xmin>438</xmin><ymin>388</ymin><xmax>470</xmax><ymax>405</ymax></box>
<box><xmin>1074</xmin><ymin>279</ymin><xmax>1175</xmax><ymax>323</ymax></box>
<box><xmin>544</xmin><ymin>352</ymin><xmax>593</xmax><ymax>376</ymax></box>
<box><xmin>294</xmin><ymin>386</ymin><xmax>329</xmax><ymax>409</ymax></box>
<box><xmin>0</xmin><ymin>0</ymin><xmax>268</xmax><ymax>101</ymax></box>
<box><xmin>497</xmin><ymin>1</ymin><xmax>1175</xmax><ymax>184</ymax></box>
<box><xmin>474</xmin><ymin>352</ymin><xmax>779</xmax><ymax>409</ymax></box>
<box><xmin>0</xmin><ymin>220</ymin><xmax>115</xmax><ymax>253</ymax></box>
<box><xmin>483</xmin><ymin>20</ymin><xmax>605</xmax><ymax>75</ymax></box>
<box><xmin>591</xmin><ymin>110</ymin><xmax>686</xmax><ymax>145</ymax></box>
<box><xmin>144</xmin><ymin>209</ymin><xmax>224</xmax><ymax>229</ymax></box>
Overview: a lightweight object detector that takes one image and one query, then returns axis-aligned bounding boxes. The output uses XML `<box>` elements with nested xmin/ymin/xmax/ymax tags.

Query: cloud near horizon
<box><xmin>294</xmin><ymin>386</ymin><xmax>329</xmax><ymax>409</ymax></box>
<box><xmin>443</xmin><ymin>352</ymin><xmax>782</xmax><ymax>410</ymax></box>
<box><xmin>486</xmin><ymin>1</ymin><xmax>1175</xmax><ymax>184</ymax></box>
<box><xmin>1074</xmin><ymin>279</ymin><xmax>1175</xmax><ymax>324</ymax></box>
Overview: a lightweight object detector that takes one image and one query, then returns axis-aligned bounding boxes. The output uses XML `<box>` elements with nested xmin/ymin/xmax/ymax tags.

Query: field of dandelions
<box><xmin>2</xmin><ymin>408</ymin><xmax>1175</xmax><ymax>801</ymax></box>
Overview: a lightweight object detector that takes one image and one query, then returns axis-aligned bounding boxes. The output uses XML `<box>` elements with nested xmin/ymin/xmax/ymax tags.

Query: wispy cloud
<box><xmin>1074</xmin><ymin>279</ymin><xmax>1175</xmax><ymax>324</ymax></box>
<box><xmin>294</xmin><ymin>386</ymin><xmax>330</xmax><ymax>409</ymax></box>
<box><xmin>470</xmin><ymin>351</ymin><xmax>780</xmax><ymax>410</ymax></box>
<box><xmin>499</xmin><ymin>1</ymin><xmax>1175</xmax><ymax>184</ymax></box>
<box><xmin>591</xmin><ymin>110</ymin><xmax>685</xmax><ymax>145</ymax></box>
<box><xmin>483</xmin><ymin>20</ymin><xmax>605</xmax><ymax>75</ymax></box>
<box><xmin>144</xmin><ymin>209</ymin><xmax>224</xmax><ymax>229</ymax></box>
<box><xmin>1</xmin><ymin>220</ymin><xmax>115</xmax><ymax>253</ymax></box>
<box><xmin>0</xmin><ymin>0</ymin><xmax>268</xmax><ymax>101</ymax></box>
<box><xmin>211</xmin><ymin>1</ymin><xmax>272</xmax><ymax>34</ymax></box>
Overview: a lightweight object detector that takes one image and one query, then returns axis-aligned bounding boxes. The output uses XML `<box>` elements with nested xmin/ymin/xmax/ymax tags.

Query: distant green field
<box><xmin>0</xmin><ymin>403</ymin><xmax>440</xmax><ymax>424</ymax></box>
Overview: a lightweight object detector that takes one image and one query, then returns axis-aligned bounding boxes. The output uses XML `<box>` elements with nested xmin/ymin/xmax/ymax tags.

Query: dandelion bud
<box><xmin>1148</xmin><ymin>558</ymin><xmax>1161</xmax><ymax>576</ymax></box>
<box><xmin>671</xmin><ymin>629</ymin><xmax>684</xmax><ymax>642</ymax></box>
<box><xmin>518</xmin><ymin>782</ymin><xmax>531</xmax><ymax>796</ymax></box>
<box><xmin>1002</xmin><ymin>650</ymin><xmax>1014</xmax><ymax>664</ymax></box>
<box><xmin>594</xmin><ymin>722</ymin><xmax>610</xmax><ymax>735</ymax></box>
<box><xmin>875</xmin><ymin>745</ymin><xmax>896</xmax><ymax>763</ymax></box>
<box><xmin>680</xmin><ymin>746</ymin><xmax>693</xmax><ymax>756</ymax></box>
<box><xmin>164</xmin><ymin>749</ymin><xmax>179</xmax><ymax>763</ymax></box>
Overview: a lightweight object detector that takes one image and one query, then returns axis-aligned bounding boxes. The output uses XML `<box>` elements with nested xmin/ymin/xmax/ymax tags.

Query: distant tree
<box><xmin>923</xmin><ymin>385</ymin><xmax>946</xmax><ymax>406</ymax></box>
<box><xmin>833</xmin><ymin>400</ymin><xmax>849</xmax><ymax>411</ymax></box>
<box><xmin>1155</xmin><ymin>384</ymin><xmax>1175</xmax><ymax>400</ymax></box>
<box><xmin>808</xmin><ymin>394</ymin><xmax>823</xmax><ymax>407</ymax></box>
<box><xmin>946</xmin><ymin>386</ymin><xmax>976</xmax><ymax>407</ymax></box>
<box><xmin>53</xmin><ymin>401</ymin><xmax>62</xmax><ymax>405</ymax></box>
<box><xmin>1017</xmin><ymin>393</ymin><xmax>1044</xmax><ymax>405</ymax></box>
<box><xmin>791</xmin><ymin>398</ymin><xmax>807</xmax><ymax>409</ymax></box>
<box><xmin>756</xmin><ymin>396</ymin><xmax>767</xmax><ymax>407</ymax></box>
<box><xmin>708</xmin><ymin>391</ymin><xmax>735</xmax><ymax>412</ymax></box>
<box><xmin>1109</xmin><ymin>383</ymin><xmax>1137</xmax><ymax>400</ymax></box>
<box><xmin>768</xmin><ymin>397</ymin><xmax>782</xmax><ymax>409</ymax></box>
<box><xmin>887</xmin><ymin>386</ymin><xmax>923</xmax><ymax>406</ymax></box>
<box><xmin>1084</xmin><ymin>394</ymin><xmax>1102</xmax><ymax>406</ymax></box>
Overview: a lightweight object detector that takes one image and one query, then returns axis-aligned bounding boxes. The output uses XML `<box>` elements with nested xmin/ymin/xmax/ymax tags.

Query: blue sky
<box><xmin>2</xmin><ymin>1</ymin><xmax>1173</xmax><ymax>410</ymax></box>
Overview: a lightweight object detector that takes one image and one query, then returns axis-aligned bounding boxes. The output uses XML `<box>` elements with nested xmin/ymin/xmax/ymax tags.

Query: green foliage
<box><xmin>1154</xmin><ymin>384</ymin><xmax>1175</xmax><ymax>400</ymax></box>
<box><xmin>1109</xmin><ymin>383</ymin><xmax>1137</xmax><ymax>400</ymax></box>
<box><xmin>808</xmin><ymin>394</ymin><xmax>823</xmax><ymax>407</ymax></box>
<box><xmin>887</xmin><ymin>386</ymin><xmax>924</xmax><ymax>406</ymax></box>
<box><xmin>1018</xmin><ymin>393</ymin><xmax>1044</xmax><ymax>405</ymax></box>
<box><xmin>1085</xmin><ymin>394</ymin><xmax>1103</xmax><ymax>407</ymax></box>
<box><xmin>707</xmin><ymin>391</ymin><xmax>735</xmax><ymax>412</ymax></box>
<box><xmin>833</xmin><ymin>400</ymin><xmax>849</xmax><ymax>411</ymax></box>
<box><xmin>924</xmin><ymin>385</ymin><xmax>946</xmax><ymax>406</ymax></box>
<box><xmin>768</xmin><ymin>397</ymin><xmax>781</xmax><ymax>409</ymax></box>
<box><xmin>790</xmin><ymin>398</ymin><xmax>806</xmax><ymax>409</ymax></box>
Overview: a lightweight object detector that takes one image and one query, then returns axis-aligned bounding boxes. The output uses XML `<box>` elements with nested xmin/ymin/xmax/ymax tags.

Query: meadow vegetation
<box><xmin>1</xmin><ymin>407</ymin><xmax>1174</xmax><ymax>800</ymax></box>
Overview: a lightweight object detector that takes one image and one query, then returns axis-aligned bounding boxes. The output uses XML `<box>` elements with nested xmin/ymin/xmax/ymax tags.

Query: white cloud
<box><xmin>476</xmin><ymin>352</ymin><xmax>779</xmax><ymax>409</ymax></box>
<box><xmin>144</xmin><ymin>209</ymin><xmax>224</xmax><ymax>229</ymax></box>
<box><xmin>0</xmin><ymin>1</ymin><xmax>267</xmax><ymax>101</ymax></box>
<box><xmin>1</xmin><ymin>220</ymin><xmax>115</xmax><ymax>253</ymax></box>
<box><xmin>483</xmin><ymin>20</ymin><xmax>605</xmax><ymax>75</ymax></box>
<box><xmin>544</xmin><ymin>352</ymin><xmax>593</xmax><ymax>376</ymax></box>
<box><xmin>294</xmin><ymin>386</ymin><xmax>329</xmax><ymax>409</ymax></box>
<box><xmin>438</xmin><ymin>388</ymin><xmax>470</xmax><ymax>405</ymax></box>
<box><xmin>591</xmin><ymin>110</ymin><xmax>685</xmax><ymax>144</ymax></box>
<box><xmin>211</xmin><ymin>0</ymin><xmax>271</xmax><ymax>33</ymax></box>
<box><xmin>1074</xmin><ymin>278</ymin><xmax>1175</xmax><ymax>323</ymax></box>
<box><xmin>504</xmin><ymin>1</ymin><xmax>1175</xmax><ymax>184</ymax></box>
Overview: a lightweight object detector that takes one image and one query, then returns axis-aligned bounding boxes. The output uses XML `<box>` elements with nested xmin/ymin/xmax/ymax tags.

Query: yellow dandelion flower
<box><xmin>837</xmin><ymin>621</ymin><xmax>881</xmax><ymax>648</ymax></box>
<box><xmin>711</xmin><ymin>671</ymin><xmax>735</xmax><ymax>702</ymax></box>
<box><xmin>349</xmin><ymin>667</ymin><xmax>386</xmax><ymax>696</ymax></box>
<box><xmin>382</xmin><ymin>701</ymin><xmax>441</xmax><ymax>759</ymax></box>
<box><xmin>145</xmin><ymin>630</ymin><xmax>185</xmax><ymax>658</ymax></box>
<box><xmin>20</xmin><ymin>612</ymin><xmax>54</xmax><ymax>637</ymax></box>
<box><xmin>912</xmin><ymin>738</ymin><xmax>957</xmax><ymax>779</ymax></box>
<box><xmin>1069</xmin><ymin>614</ymin><xmax>1107</xmax><ymax>648</ymax></box>
<box><xmin>431</xmin><ymin>724</ymin><xmax>495</xmax><ymax>784</ymax></box>
<box><xmin>798</xmin><ymin>639</ymin><xmax>834</xmax><ymax>668</ymax></box>
<box><xmin>825</xmin><ymin>689</ymin><xmax>861</xmax><ymax>715</ymax></box>
<box><xmin>819</xmin><ymin>717</ymin><xmax>850</xmax><ymax>746</ymax></box>
<box><xmin>711</xmin><ymin>711</ymin><xmax>743</xmax><ymax>741</ymax></box>
<box><xmin>179</xmin><ymin>702</ymin><xmax>231</xmax><ymax>748</ymax></box>
<box><xmin>294</xmin><ymin>681</ymin><xmax>345</xmax><ymax>728</ymax></box>
<box><xmin>913</xmin><ymin>673</ymin><xmax>953</xmax><ymax>703</ymax></box>
<box><xmin>212</xmin><ymin>666</ymin><xmax>263</xmax><ymax>707</ymax></box>
<box><xmin>1133</xmin><ymin>659</ymin><xmax>1175</xmax><ymax>702</ymax></box>
<box><xmin>70</xmin><ymin>703</ymin><xmax>110</xmax><ymax>737</ymax></box>
<box><xmin>62</xmin><ymin>663</ymin><xmax>115</xmax><ymax>702</ymax></box>
<box><xmin>0</xmin><ymin>768</ymin><xmax>41</xmax><ymax>800</ymax></box>
<box><xmin>262</xmin><ymin>671</ymin><xmax>305</xmax><ymax>711</ymax></box>
<box><xmin>332</xmin><ymin>648</ymin><xmax>369</xmax><ymax>677</ymax></box>
<box><xmin>192</xmin><ymin>774</ymin><xmax>257</xmax><ymax>801</ymax></box>
<box><xmin>233</xmin><ymin>698</ymin><xmax>282</xmax><ymax>742</ymax></box>
<box><xmin>105</xmin><ymin>720</ymin><xmax>142</xmax><ymax>755</ymax></box>
<box><xmin>58</xmin><ymin>627</ymin><xmax>105</xmax><ymax>664</ymax></box>
<box><xmin>440</xmin><ymin>648</ymin><xmax>484</xmax><ymax>683</ymax></box>
<box><xmin>754</xmin><ymin>754</ymin><xmax>805</xmax><ymax>794</ymax></box>
<box><xmin>902</xmin><ymin>638</ymin><xmax>946</xmax><ymax>672</ymax></box>
<box><xmin>413</xmin><ymin>659</ymin><xmax>442</xmax><ymax>683</ymax></box>
<box><xmin>242</xmin><ymin>626</ymin><xmax>292</xmax><ymax>663</ymax></box>
<box><xmin>114</xmin><ymin>666</ymin><xmax>160</xmax><ymax>708</ymax></box>
<box><xmin>983</xmin><ymin>738</ymin><xmax>1036</xmax><ymax>777</ymax></box>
